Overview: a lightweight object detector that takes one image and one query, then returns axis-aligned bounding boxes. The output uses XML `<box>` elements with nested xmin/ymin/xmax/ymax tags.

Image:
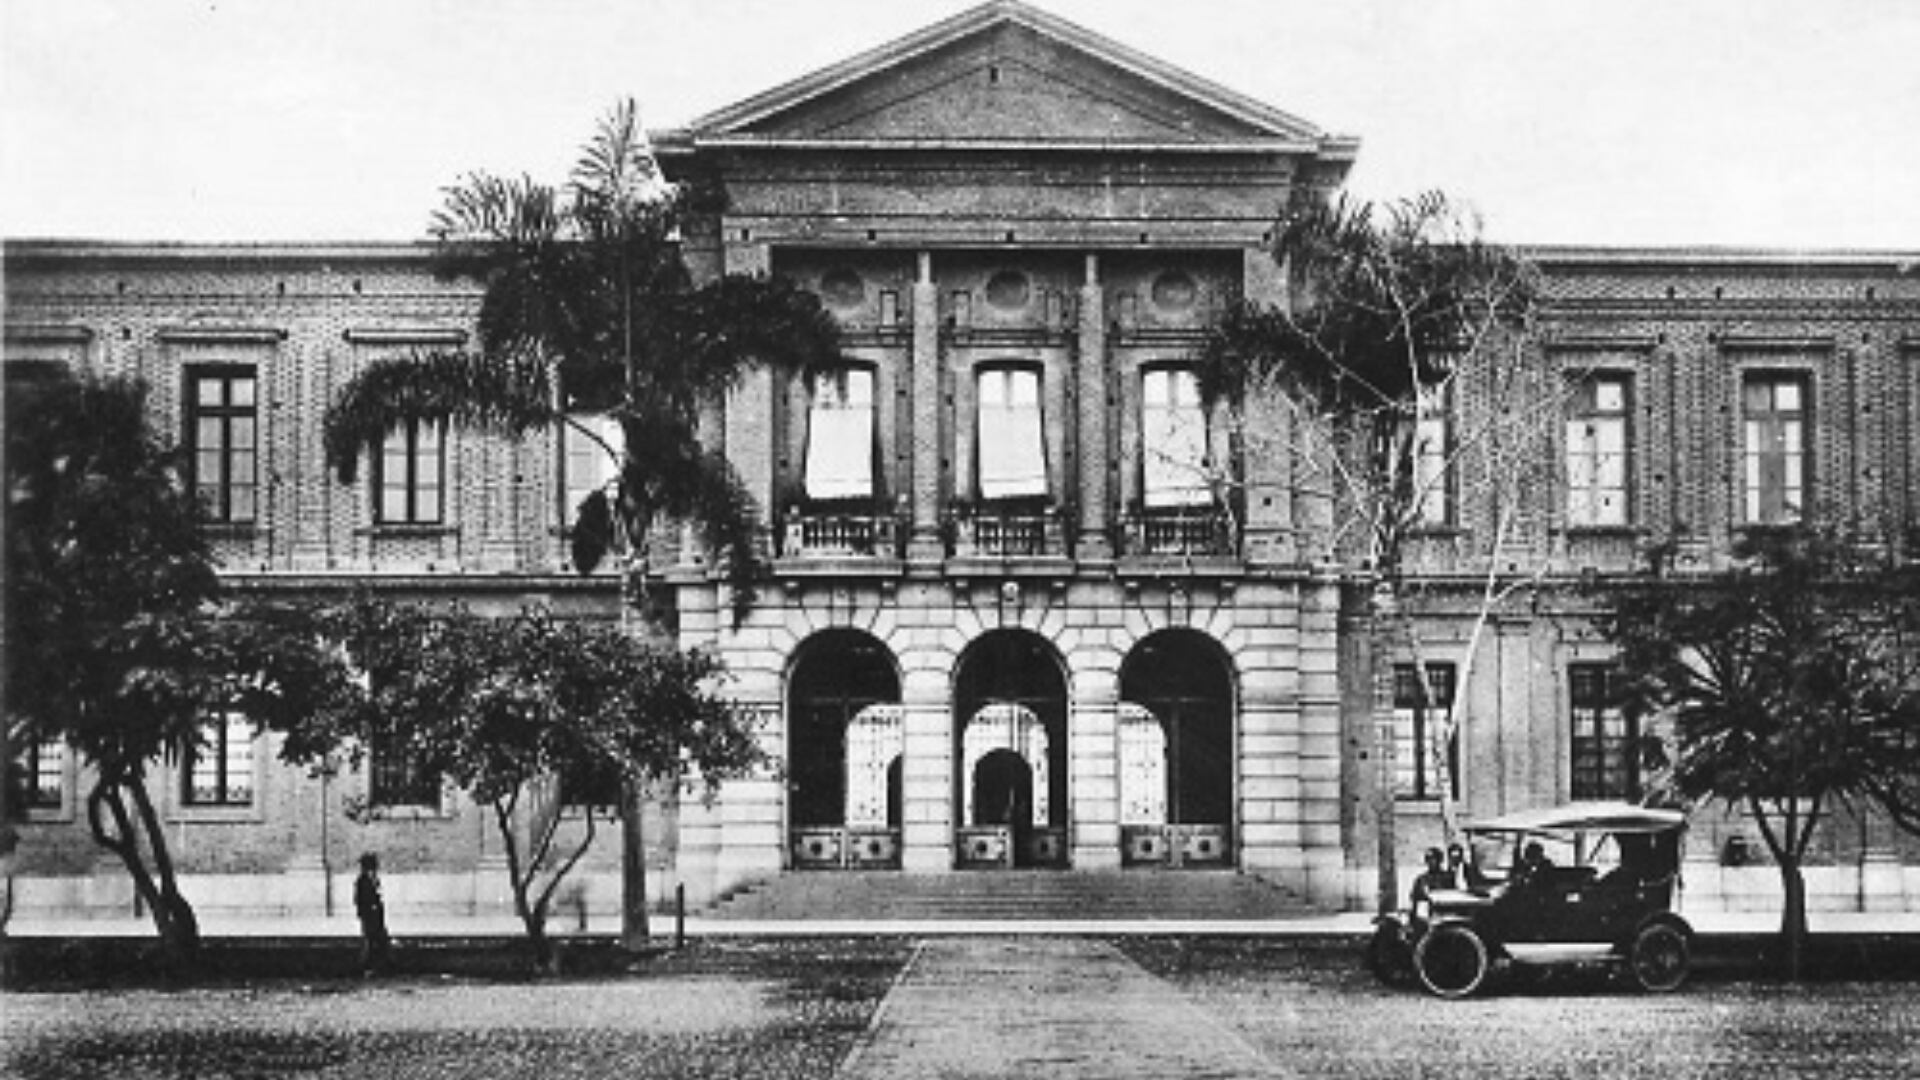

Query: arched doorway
<box><xmin>787</xmin><ymin>629</ymin><xmax>902</xmax><ymax>869</ymax></box>
<box><xmin>1119</xmin><ymin>630</ymin><xmax>1235</xmax><ymax>867</ymax></box>
<box><xmin>953</xmin><ymin>629</ymin><xmax>1068</xmax><ymax>868</ymax></box>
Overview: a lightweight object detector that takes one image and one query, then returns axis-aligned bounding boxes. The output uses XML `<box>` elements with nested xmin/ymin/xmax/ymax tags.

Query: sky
<box><xmin>4</xmin><ymin>0</ymin><xmax>1917</xmax><ymax>249</ymax></box>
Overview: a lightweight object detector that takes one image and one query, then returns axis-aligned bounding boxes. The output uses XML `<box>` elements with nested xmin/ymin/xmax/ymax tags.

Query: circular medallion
<box><xmin>820</xmin><ymin>268</ymin><xmax>865</xmax><ymax>309</ymax></box>
<box><xmin>984</xmin><ymin>270</ymin><xmax>1031</xmax><ymax>311</ymax></box>
<box><xmin>1151</xmin><ymin>271</ymin><xmax>1197</xmax><ymax>310</ymax></box>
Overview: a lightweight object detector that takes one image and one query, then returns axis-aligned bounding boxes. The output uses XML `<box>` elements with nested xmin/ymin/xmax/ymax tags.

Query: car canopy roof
<box><xmin>1464</xmin><ymin>801</ymin><xmax>1686</xmax><ymax>836</ymax></box>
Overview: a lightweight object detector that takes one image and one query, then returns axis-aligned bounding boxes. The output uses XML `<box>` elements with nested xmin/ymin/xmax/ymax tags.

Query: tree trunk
<box><xmin>621</xmin><ymin>779</ymin><xmax>650</xmax><ymax>950</ymax></box>
<box><xmin>1777</xmin><ymin>855</ymin><xmax>1809</xmax><ymax>981</ymax></box>
<box><xmin>88</xmin><ymin>778</ymin><xmax>202</xmax><ymax>965</ymax></box>
<box><xmin>1369</xmin><ymin>582</ymin><xmax>1401</xmax><ymax>914</ymax></box>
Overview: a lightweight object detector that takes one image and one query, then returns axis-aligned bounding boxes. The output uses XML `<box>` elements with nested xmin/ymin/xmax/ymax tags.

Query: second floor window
<box><xmin>1570</xmin><ymin>663</ymin><xmax>1638</xmax><ymax>800</ymax></box>
<box><xmin>1141</xmin><ymin>366</ymin><xmax>1209</xmax><ymax>509</ymax></box>
<box><xmin>1408</xmin><ymin>386</ymin><xmax>1451</xmax><ymax>527</ymax></box>
<box><xmin>562</xmin><ymin>413</ymin><xmax>622</xmax><ymax>523</ymax></box>
<box><xmin>376</xmin><ymin>420</ymin><xmax>444</xmax><ymax>525</ymax></box>
<box><xmin>183</xmin><ymin>711</ymin><xmax>255</xmax><ymax>807</ymax></box>
<box><xmin>1566</xmin><ymin>373</ymin><xmax>1631</xmax><ymax>527</ymax></box>
<box><xmin>188</xmin><ymin>367</ymin><xmax>258</xmax><ymax>524</ymax></box>
<box><xmin>1394</xmin><ymin>663</ymin><xmax>1458</xmax><ymax>801</ymax></box>
<box><xmin>803</xmin><ymin>367</ymin><xmax>877</xmax><ymax>501</ymax></box>
<box><xmin>976</xmin><ymin>366</ymin><xmax>1047</xmax><ymax>501</ymax></box>
<box><xmin>1742</xmin><ymin>374</ymin><xmax>1808</xmax><ymax>525</ymax></box>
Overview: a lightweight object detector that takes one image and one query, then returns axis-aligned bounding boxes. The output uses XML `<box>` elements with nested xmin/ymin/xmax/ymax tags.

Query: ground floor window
<box><xmin>183</xmin><ymin>711</ymin><xmax>255</xmax><ymax>807</ymax></box>
<box><xmin>369</xmin><ymin>734</ymin><xmax>440</xmax><ymax>809</ymax></box>
<box><xmin>1570</xmin><ymin>663</ymin><xmax>1638</xmax><ymax>800</ymax></box>
<box><xmin>1394</xmin><ymin>663</ymin><xmax>1458</xmax><ymax>801</ymax></box>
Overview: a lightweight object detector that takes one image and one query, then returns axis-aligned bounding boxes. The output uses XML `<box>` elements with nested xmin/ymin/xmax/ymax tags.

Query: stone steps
<box><xmin>705</xmin><ymin>870</ymin><xmax>1317</xmax><ymax>921</ymax></box>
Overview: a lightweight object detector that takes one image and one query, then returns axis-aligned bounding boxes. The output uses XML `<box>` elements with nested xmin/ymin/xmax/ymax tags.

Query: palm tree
<box><xmin>322</xmin><ymin>100</ymin><xmax>841</xmax><ymax>945</ymax></box>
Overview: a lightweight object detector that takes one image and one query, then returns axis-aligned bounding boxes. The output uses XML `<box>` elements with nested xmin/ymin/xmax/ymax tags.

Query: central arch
<box><xmin>787</xmin><ymin>629</ymin><xmax>902</xmax><ymax>869</ymax></box>
<box><xmin>952</xmin><ymin>628</ymin><xmax>1068</xmax><ymax>868</ymax></box>
<box><xmin>1119</xmin><ymin>629</ymin><xmax>1236</xmax><ymax>867</ymax></box>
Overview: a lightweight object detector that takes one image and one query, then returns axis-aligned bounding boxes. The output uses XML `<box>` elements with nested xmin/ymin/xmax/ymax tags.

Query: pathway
<box><xmin>835</xmin><ymin>936</ymin><xmax>1291</xmax><ymax>1079</ymax></box>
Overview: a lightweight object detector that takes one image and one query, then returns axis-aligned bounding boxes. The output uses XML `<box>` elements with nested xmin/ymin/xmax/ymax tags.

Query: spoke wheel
<box><xmin>1629</xmin><ymin>922</ymin><xmax>1690</xmax><ymax>993</ymax></box>
<box><xmin>1414</xmin><ymin>923</ymin><xmax>1490</xmax><ymax>999</ymax></box>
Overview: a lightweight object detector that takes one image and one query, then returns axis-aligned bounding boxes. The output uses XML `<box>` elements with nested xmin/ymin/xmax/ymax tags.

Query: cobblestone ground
<box><xmin>1</xmin><ymin>940</ymin><xmax>908</xmax><ymax>1080</ymax></box>
<box><xmin>1122</xmin><ymin>939</ymin><xmax>1920</xmax><ymax>1080</ymax></box>
<box><xmin>5</xmin><ymin>938</ymin><xmax>1918</xmax><ymax>1079</ymax></box>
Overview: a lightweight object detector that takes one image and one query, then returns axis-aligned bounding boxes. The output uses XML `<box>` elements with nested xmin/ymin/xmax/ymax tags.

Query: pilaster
<box><xmin>1075</xmin><ymin>253</ymin><xmax>1114</xmax><ymax>562</ymax></box>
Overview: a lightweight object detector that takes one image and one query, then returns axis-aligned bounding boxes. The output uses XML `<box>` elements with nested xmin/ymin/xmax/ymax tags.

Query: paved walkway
<box><xmin>836</xmin><ymin>937</ymin><xmax>1289</xmax><ymax>1080</ymax></box>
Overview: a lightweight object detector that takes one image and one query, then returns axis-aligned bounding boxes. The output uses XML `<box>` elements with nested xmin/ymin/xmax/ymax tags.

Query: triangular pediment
<box><xmin>668</xmin><ymin>1</ymin><xmax>1353</xmax><ymax>155</ymax></box>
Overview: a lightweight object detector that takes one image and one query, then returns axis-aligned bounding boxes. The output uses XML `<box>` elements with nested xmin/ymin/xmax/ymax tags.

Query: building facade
<box><xmin>7</xmin><ymin>1</ymin><xmax>1920</xmax><ymax>920</ymax></box>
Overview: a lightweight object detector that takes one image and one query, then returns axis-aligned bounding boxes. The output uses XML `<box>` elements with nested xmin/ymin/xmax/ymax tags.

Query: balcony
<box><xmin>946</xmin><ymin>503</ymin><xmax>1068</xmax><ymax>560</ymax></box>
<box><xmin>778</xmin><ymin>509</ymin><xmax>903</xmax><ymax>561</ymax></box>
<box><xmin>1119</xmin><ymin>507</ymin><xmax>1238</xmax><ymax>559</ymax></box>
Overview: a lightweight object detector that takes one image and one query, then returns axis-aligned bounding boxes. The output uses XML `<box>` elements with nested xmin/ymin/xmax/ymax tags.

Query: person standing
<box><xmin>354</xmin><ymin>852</ymin><xmax>391</xmax><ymax>975</ymax></box>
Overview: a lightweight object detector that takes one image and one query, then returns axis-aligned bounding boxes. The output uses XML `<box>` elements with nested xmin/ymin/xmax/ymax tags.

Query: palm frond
<box><xmin>323</xmin><ymin>348</ymin><xmax>556</xmax><ymax>482</ymax></box>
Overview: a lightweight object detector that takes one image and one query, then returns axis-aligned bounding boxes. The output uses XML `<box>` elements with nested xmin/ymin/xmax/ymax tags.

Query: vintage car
<box><xmin>1367</xmin><ymin>802</ymin><xmax>1692</xmax><ymax>998</ymax></box>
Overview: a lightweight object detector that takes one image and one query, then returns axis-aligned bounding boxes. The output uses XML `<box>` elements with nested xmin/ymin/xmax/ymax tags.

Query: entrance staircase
<box><xmin>704</xmin><ymin>870</ymin><xmax>1319</xmax><ymax>922</ymax></box>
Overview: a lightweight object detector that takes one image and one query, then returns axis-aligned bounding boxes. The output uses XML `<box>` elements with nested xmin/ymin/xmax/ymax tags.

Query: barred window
<box><xmin>9</xmin><ymin>738</ymin><xmax>67</xmax><ymax>811</ymax></box>
<box><xmin>1570</xmin><ymin>663</ymin><xmax>1639</xmax><ymax>800</ymax></box>
<box><xmin>1394</xmin><ymin>663</ymin><xmax>1458</xmax><ymax>801</ymax></box>
<box><xmin>369</xmin><ymin>733</ymin><xmax>440</xmax><ymax>808</ymax></box>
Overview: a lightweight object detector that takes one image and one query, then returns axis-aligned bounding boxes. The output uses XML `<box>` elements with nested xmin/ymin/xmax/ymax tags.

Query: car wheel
<box><xmin>1366</xmin><ymin>923</ymin><xmax>1416</xmax><ymax>987</ymax></box>
<box><xmin>1629</xmin><ymin>922</ymin><xmax>1690</xmax><ymax>993</ymax></box>
<box><xmin>1414</xmin><ymin>923</ymin><xmax>1490</xmax><ymax>999</ymax></box>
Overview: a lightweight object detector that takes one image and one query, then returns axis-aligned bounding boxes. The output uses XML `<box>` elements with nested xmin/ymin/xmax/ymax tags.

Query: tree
<box><xmin>5</xmin><ymin>370</ymin><xmax>353</xmax><ymax>961</ymax></box>
<box><xmin>1198</xmin><ymin>191</ymin><xmax>1539</xmax><ymax>910</ymax></box>
<box><xmin>319</xmin><ymin>100</ymin><xmax>840</xmax><ymax>947</ymax></box>
<box><xmin>1592</xmin><ymin>524</ymin><xmax>1920</xmax><ymax>976</ymax></box>
<box><xmin>289</xmin><ymin>596</ymin><xmax>757</xmax><ymax>972</ymax></box>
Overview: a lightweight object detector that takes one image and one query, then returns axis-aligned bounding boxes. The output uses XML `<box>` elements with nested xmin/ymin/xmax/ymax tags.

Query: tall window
<box><xmin>1409</xmin><ymin>386</ymin><xmax>1451</xmax><ymax>526</ymax></box>
<box><xmin>1141</xmin><ymin>366</ymin><xmax>1209</xmax><ymax>509</ymax></box>
<box><xmin>562</xmin><ymin>413</ymin><xmax>621</xmax><ymax>523</ymax></box>
<box><xmin>1742</xmin><ymin>374</ymin><xmax>1808</xmax><ymax>525</ymax></box>
<box><xmin>376</xmin><ymin>420</ymin><xmax>444</xmax><ymax>525</ymax></box>
<box><xmin>183</xmin><ymin>711</ymin><xmax>255</xmax><ymax>807</ymax></box>
<box><xmin>188</xmin><ymin>367</ymin><xmax>258</xmax><ymax>524</ymax></box>
<box><xmin>803</xmin><ymin>366</ymin><xmax>877</xmax><ymax>501</ymax></box>
<box><xmin>976</xmin><ymin>366</ymin><xmax>1047</xmax><ymax>501</ymax></box>
<box><xmin>1570</xmin><ymin>663</ymin><xmax>1638</xmax><ymax>800</ymax></box>
<box><xmin>369</xmin><ymin>734</ymin><xmax>440</xmax><ymax>808</ymax></box>
<box><xmin>1566</xmin><ymin>373</ymin><xmax>1631</xmax><ymax>527</ymax></box>
<box><xmin>1394</xmin><ymin>663</ymin><xmax>1458</xmax><ymax>801</ymax></box>
<box><xmin>9</xmin><ymin>738</ymin><xmax>66</xmax><ymax>811</ymax></box>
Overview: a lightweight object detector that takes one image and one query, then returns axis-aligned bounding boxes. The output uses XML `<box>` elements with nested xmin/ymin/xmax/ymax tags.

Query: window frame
<box><xmin>1740</xmin><ymin>371</ymin><xmax>1811</xmax><ymax>527</ymax></box>
<box><xmin>185</xmin><ymin>364</ymin><xmax>260</xmax><ymax>526</ymax></box>
<box><xmin>9</xmin><ymin>736</ymin><xmax>72</xmax><ymax>819</ymax></box>
<box><xmin>1139</xmin><ymin>363</ymin><xmax>1212</xmax><ymax>511</ymax></box>
<box><xmin>1393</xmin><ymin>662</ymin><xmax>1459</xmax><ymax>802</ymax></box>
<box><xmin>180</xmin><ymin>710</ymin><xmax>257</xmax><ymax>809</ymax></box>
<box><xmin>1569</xmin><ymin>662</ymin><xmax>1640</xmax><ymax>801</ymax></box>
<box><xmin>373</xmin><ymin>419</ymin><xmax>447</xmax><ymax>526</ymax></box>
<box><xmin>1408</xmin><ymin>384</ymin><xmax>1452</xmax><ymax>528</ymax></box>
<box><xmin>973</xmin><ymin>362</ymin><xmax>1049</xmax><ymax>503</ymax></box>
<box><xmin>801</xmin><ymin>364</ymin><xmax>881</xmax><ymax>504</ymax></box>
<box><xmin>1565</xmin><ymin>371</ymin><xmax>1633</xmax><ymax>528</ymax></box>
<box><xmin>368</xmin><ymin>732</ymin><xmax>443</xmax><ymax>811</ymax></box>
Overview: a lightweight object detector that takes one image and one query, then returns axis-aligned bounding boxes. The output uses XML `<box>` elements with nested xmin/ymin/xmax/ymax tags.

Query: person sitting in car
<box><xmin>1448</xmin><ymin>843</ymin><xmax>1491</xmax><ymax>892</ymax></box>
<box><xmin>1513</xmin><ymin>840</ymin><xmax>1555</xmax><ymax>886</ymax></box>
<box><xmin>1411</xmin><ymin>847</ymin><xmax>1456</xmax><ymax>904</ymax></box>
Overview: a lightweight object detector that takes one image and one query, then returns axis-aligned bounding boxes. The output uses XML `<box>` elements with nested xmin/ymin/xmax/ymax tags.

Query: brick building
<box><xmin>7</xmin><ymin>0</ymin><xmax>1919</xmax><ymax>920</ymax></box>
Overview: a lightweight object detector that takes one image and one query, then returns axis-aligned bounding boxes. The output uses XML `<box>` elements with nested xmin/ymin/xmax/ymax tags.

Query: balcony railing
<box><xmin>779</xmin><ymin>511</ymin><xmax>902</xmax><ymax>560</ymax></box>
<box><xmin>1120</xmin><ymin>508</ymin><xmax>1237</xmax><ymax>558</ymax></box>
<box><xmin>947</xmin><ymin>505</ymin><xmax>1066</xmax><ymax>559</ymax></box>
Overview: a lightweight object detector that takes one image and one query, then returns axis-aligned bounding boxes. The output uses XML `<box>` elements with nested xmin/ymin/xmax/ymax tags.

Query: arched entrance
<box><xmin>953</xmin><ymin>629</ymin><xmax>1068</xmax><ymax>868</ymax></box>
<box><xmin>787</xmin><ymin>629</ymin><xmax>902</xmax><ymax>869</ymax></box>
<box><xmin>1119</xmin><ymin>630</ymin><xmax>1236</xmax><ymax>867</ymax></box>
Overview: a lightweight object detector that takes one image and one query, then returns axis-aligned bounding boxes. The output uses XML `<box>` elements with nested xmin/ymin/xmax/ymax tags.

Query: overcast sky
<box><xmin>5</xmin><ymin>0</ymin><xmax>1917</xmax><ymax>249</ymax></box>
